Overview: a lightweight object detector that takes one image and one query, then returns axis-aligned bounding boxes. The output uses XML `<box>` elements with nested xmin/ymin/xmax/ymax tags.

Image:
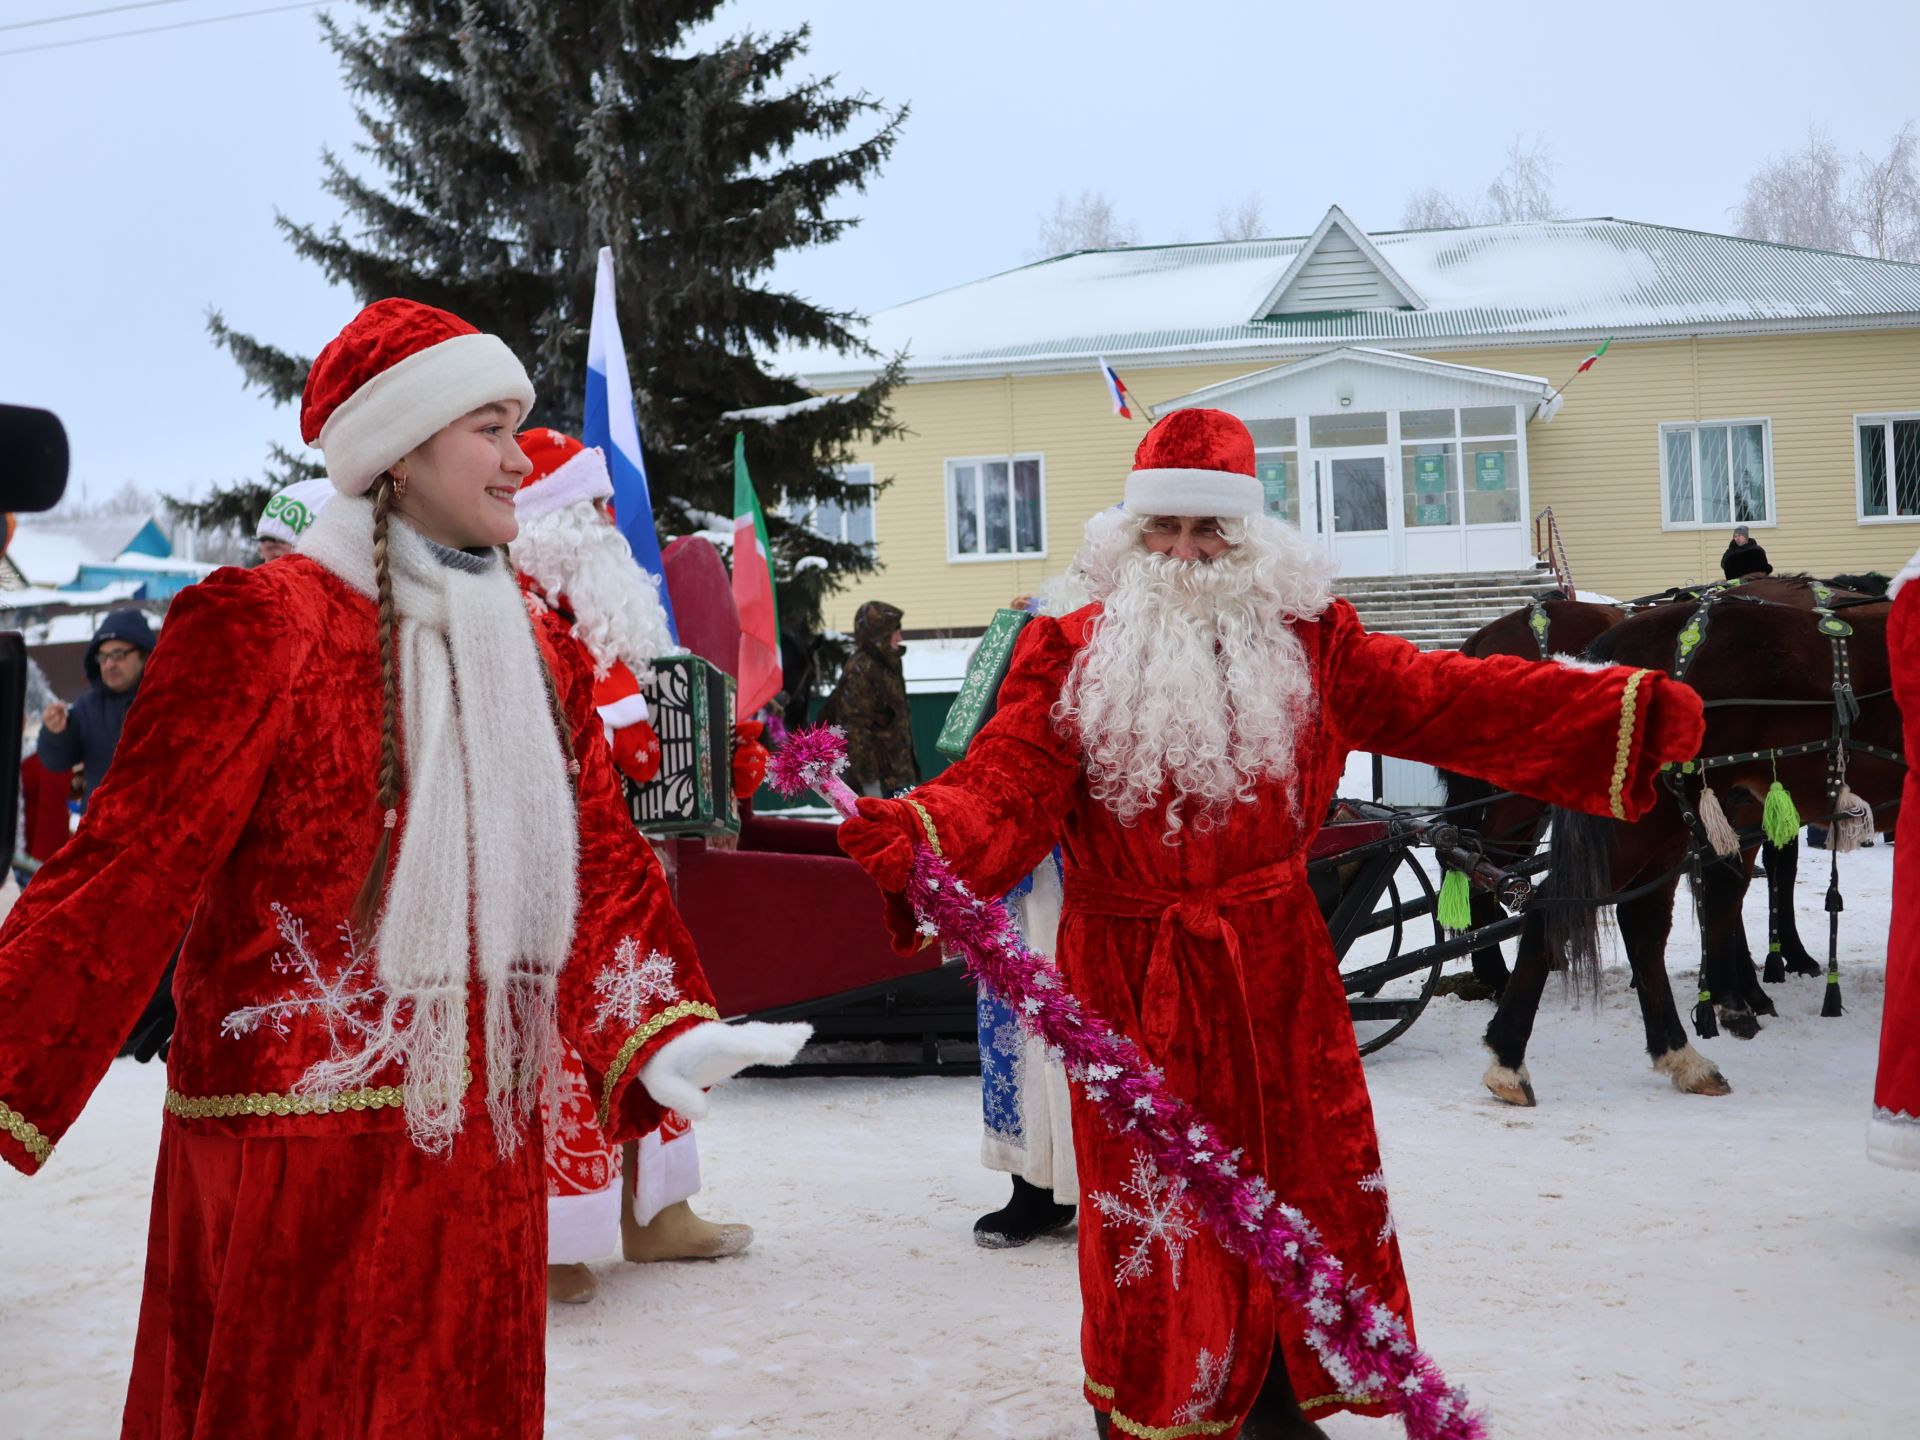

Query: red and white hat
<box><xmin>514</xmin><ymin>428</ymin><xmax>614</xmax><ymax>524</ymax></box>
<box><xmin>1123</xmin><ymin>408</ymin><xmax>1261</xmax><ymax>519</ymax></box>
<box><xmin>300</xmin><ymin>298</ymin><xmax>536</xmax><ymax>496</ymax></box>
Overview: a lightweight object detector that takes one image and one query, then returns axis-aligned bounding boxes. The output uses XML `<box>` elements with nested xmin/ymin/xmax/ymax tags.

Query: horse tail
<box><xmin>1542</xmin><ymin>804</ymin><xmax>1614</xmax><ymax>998</ymax></box>
<box><xmin>1438</xmin><ymin>764</ymin><xmax>1494</xmax><ymax>832</ymax></box>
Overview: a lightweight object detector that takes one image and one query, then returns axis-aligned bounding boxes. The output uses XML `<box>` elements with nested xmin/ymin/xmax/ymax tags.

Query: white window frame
<box><xmin>1854</xmin><ymin>412</ymin><xmax>1920</xmax><ymax>525</ymax></box>
<box><xmin>945</xmin><ymin>453</ymin><xmax>1047</xmax><ymax>563</ymax></box>
<box><xmin>1657</xmin><ymin>418</ymin><xmax>1776</xmax><ymax>531</ymax></box>
<box><xmin>776</xmin><ymin>464</ymin><xmax>877</xmax><ymax>547</ymax></box>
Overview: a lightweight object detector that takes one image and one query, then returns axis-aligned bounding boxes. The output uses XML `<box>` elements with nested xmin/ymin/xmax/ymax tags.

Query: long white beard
<box><xmin>510</xmin><ymin>506</ymin><xmax>675</xmax><ymax>678</ymax></box>
<box><xmin>1055</xmin><ymin>511</ymin><xmax>1333</xmax><ymax>836</ymax></box>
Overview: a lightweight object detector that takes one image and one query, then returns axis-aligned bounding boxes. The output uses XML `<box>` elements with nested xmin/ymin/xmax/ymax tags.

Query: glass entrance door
<box><xmin>1314</xmin><ymin>449</ymin><xmax>1395</xmax><ymax>576</ymax></box>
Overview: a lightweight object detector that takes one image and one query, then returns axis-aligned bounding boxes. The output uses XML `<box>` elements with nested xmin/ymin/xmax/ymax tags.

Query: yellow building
<box><xmin>778</xmin><ymin>206</ymin><xmax>1920</xmax><ymax>636</ymax></box>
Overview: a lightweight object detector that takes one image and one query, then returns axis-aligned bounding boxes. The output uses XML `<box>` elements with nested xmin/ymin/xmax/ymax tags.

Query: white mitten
<box><xmin>639</xmin><ymin>1020</ymin><xmax>811</xmax><ymax>1120</ymax></box>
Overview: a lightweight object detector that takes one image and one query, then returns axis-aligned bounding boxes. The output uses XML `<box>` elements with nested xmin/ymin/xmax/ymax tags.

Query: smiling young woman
<box><xmin>0</xmin><ymin>299</ymin><xmax>807</xmax><ymax>1440</ymax></box>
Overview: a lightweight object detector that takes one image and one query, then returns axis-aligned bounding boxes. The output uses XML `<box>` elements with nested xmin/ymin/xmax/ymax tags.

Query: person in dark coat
<box><xmin>38</xmin><ymin>609</ymin><xmax>156</xmax><ymax>810</ymax></box>
<box><xmin>1721</xmin><ymin>524</ymin><xmax>1773</xmax><ymax>580</ymax></box>
<box><xmin>820</xmin><ymin>599</ymin><xmax>918</xmax><ymax>796</ymax></box>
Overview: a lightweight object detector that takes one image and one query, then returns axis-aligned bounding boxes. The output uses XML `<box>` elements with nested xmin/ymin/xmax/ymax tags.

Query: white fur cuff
<box><xmin>639</xmin><ymin>1020</ymin><xmax>811</xmax><ymax>1120</ymax></box>
<box><xmin>1888</xmin><ymin>545</ymin><xmax>1920</xmax><ymax>600</ymax></box>
<box><xmin>516</xmin><ymin>445</ymin><xmax>615</xmax><ymax>524</ymax></box>
<box><xmin>1123</xmin><ymin>467</ymin><xmax>1263</xmax><ymax>518</ymax></box>
<box><xmin>1868</xmin><ymin>1107</ymin><xmax>1920</xmax><ymax>1169</ymax></box>
<box><xmin>317</xmin><ymin>333</ymin><xmax>536</xmax><ymax>496</ymax></box>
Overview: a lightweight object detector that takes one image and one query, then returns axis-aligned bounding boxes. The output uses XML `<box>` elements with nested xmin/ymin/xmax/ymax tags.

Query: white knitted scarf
<box><xmin>298</xmin><ymin>496</ymin><xmax>579</xmax><ymax>1153</ymax></box>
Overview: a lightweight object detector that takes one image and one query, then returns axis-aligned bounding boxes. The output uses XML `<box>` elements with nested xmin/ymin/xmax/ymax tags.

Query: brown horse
<box><xmin>1524</xmin><ymin>582</ymin><xmax>1901</xmax><ymax>1099</ymax></box>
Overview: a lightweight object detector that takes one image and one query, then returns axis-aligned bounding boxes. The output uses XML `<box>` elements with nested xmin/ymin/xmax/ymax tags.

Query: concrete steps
<box><xmin>1335</xmin><ymin>567</ymin><xmax>1558</xmax><ymax>651</ymax></box>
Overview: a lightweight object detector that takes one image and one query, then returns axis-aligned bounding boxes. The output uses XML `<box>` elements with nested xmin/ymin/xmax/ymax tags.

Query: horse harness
<box><xmin>1653</xmin><ymin>577</ymin><xmax>1903</xmax><ymax>1029</ymax></box>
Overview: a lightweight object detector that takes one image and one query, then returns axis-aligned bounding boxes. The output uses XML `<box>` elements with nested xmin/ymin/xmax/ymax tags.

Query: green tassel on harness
<box><xmin>1438</xmin><ymin>868</ymin><xmax>1473</xmax><ymax>932</ymax></box>
<box><xmin>1762</xmin><ymin>780</ymin><xmax>1802</xmax><ymax>850</ymax></box>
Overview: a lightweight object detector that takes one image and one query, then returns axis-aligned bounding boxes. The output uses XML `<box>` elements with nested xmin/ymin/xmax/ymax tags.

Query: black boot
<box><xmin>1240</xmin><ymin>1348</ymin><xmax>1330</xmax><ymax>1439</ymax></box>
<box><xmin>1092</xmin><ymin>1410</ymin><xmax>1112</xmax><ymax>1438</ymax></box>
<box><xmin>974</xmin><ymin>1175</ymin><xmax>1076</xmax><ymax>1249</ymax></box>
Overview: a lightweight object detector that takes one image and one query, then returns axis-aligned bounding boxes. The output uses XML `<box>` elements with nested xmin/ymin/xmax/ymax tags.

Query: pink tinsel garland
<box><xmin>770</xmin><ymin>727</ymin><xmax>1486</xmax><ymax>1440</ymax></box>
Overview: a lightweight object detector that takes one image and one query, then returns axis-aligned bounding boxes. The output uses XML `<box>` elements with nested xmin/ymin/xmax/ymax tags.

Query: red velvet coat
<box><xmin>880</xmin><ymin>599</ymin><xmax>1702</xmax><ymax>1437</ymax></box>
<box><xmin>1870</xmin><ymin>576</ymin><xmax>1920</xmax><ymax>1168</ymax></box>
<box><xmin>0</xmin><ymin>558</ymin><xmax>718</xmax><ymax>1438</ymax></box>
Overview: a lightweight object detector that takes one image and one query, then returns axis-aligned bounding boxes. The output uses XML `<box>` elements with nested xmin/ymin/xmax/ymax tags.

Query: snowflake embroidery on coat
<box><xmin>1172</xmin><ymin>1329</ymin><xmax>1237</xmax><ymax>1425</ymax></box>
<box><xmin>221</xmin><ymin>905</ymin><xmax>385</xmax><ymax>1048</ymax></box>
<box><xmin>1091</xmin><ymin>1152</ymin><xmax>1197</xmax><ymax>1290</ymax></box>
<box><xmin>1359</xmin><ymin>1167</ymin><xmax>1397</xmax><ymax>1245</ymax></box>
<box><xmin>978</xmin><ymin>990</ymin><xmax>1024</xmax><ymax>1142</ymax></box>
<box><xmin>591</xmin><ymin>937</ymin><xmax>680</xmax><ymax>1031</ymax></box>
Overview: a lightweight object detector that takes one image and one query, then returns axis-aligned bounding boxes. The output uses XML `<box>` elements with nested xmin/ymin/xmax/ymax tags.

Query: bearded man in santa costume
<box><xmin>1870</xmin><ymin>547</ymin><xmax>1920</xmax><ymax>1170</ymax></box>
<box><xmin>838</xmin><ymin>409</ymin><xmax>1705</xmax><ymax>1439</ymax></box>
<box><xmin>510</xmin><ymin>427</ymin><xmax>756</xmax><ymax>1304</ymax></box>
<box><xmin>0</xmin><ymin>298</ymin><xmax>807</xmax><ymax>1440</ymax></box>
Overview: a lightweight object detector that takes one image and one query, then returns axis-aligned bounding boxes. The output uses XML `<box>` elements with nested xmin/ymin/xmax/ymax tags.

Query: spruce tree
<box><xmin>179</xmin><ymin>0</ymin><xmax>905</xmax><ymax>635</ymax></box>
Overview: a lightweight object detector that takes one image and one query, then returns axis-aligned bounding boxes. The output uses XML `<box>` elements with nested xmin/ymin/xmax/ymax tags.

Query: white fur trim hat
<box><xmin>514</xmin><ymin>428</ymin><xmax>615</xmax><ymax>524</ymax></box>
<box><xmin>300</xmin><ymin>299</ymin><xmax>536</xmax><ymax>497</ymax></box>
<box><xmin>1122</xmin><ymin>408</ymin><xmax>1262</xmax><ymax>518</ymax></box>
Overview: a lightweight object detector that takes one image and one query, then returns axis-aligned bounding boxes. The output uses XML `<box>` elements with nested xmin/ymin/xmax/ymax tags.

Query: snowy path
<box><xmin>3</xmin><ymin>848</ymin><xmax>1917</xmax><ymax>1438</ymax></box>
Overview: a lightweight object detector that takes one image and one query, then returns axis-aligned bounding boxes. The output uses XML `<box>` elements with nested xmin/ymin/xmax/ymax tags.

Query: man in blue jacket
<box><xmin>39</xmin><ymin>609</ymin><xmax>155</xmax><ymax>810</ymax></box>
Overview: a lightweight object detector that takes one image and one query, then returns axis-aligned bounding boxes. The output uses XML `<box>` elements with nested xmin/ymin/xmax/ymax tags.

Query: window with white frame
<box><xmin>947</xmin><ymin>455</ymin><xmax>1045</xmax><ymax>560</ymax></box>
<box><xmin>1660</xmin><ymin>420</ymin><xmax>1772</xmax><ymax>528</ymax></box>
<box><xmin>1857</xmin><ymin>414</ymin><xmax>1920</xmax><ymax>522</ymax></box>
<box><xmin>779</xmin><ymin>465</ymin><xmax>875</xmax><ymax>547</ymax></box>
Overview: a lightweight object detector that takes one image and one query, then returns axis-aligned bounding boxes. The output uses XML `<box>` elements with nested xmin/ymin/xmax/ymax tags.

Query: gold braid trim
<box><xmin>905</xmin><ymin>796</ymin><xmax>943</xmax><ymax>859</ymax></box>
<box><xmin>165</xmin><ymin>1068</ymin><xmax>474</xmax><ymax>1121</ymax></box>
<box><xmin>1083</xmin><ymin>1378</ymin><xmax>1236</xmax><ymax>1438</ymax></box>
<box><xmin>1299</xmin><ymin>1391</ymin><xmax>1381</xmax><ymax>1414</ymax></box>
<box><xmin>1608</xmin><ymin>668</ymin><xmax>1652</xmax><ymax>820</ymax></box>
<box><xmin>596</xmin><ymin>1000</ymin><xmax>722</xmax><ymax>1129</ymax></box>
<box><xmin>1</xmin><ymin>1098</ymin><xmax>52</xmax><ymax>1165</ymax></box>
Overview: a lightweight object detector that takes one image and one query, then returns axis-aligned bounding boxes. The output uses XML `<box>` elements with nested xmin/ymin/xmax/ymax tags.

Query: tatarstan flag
<box><xmin>1576</xmin><ymin>337</ymin><xmax>1612</xmax><ymax>373</ymax></box>
<box><xmin>732</xmin><ymin>432</ymin><xmax>782</xmax><ymax>717</ymax></box>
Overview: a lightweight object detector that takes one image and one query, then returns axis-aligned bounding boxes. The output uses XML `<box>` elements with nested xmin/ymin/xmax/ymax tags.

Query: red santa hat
<box><xmin>300</xmin><ymin>298</ymin><xmax>536</xmax><ymax>496</ymax></box>
<box><xmin>514</xmin><ymin>428</ymin><xmax>614</xmax><ymax>524</ymax></box>
<box><xmin>1123</xmin><ymin>408</ymin><xmax>1262</xmax><ymax>519</ymax></box>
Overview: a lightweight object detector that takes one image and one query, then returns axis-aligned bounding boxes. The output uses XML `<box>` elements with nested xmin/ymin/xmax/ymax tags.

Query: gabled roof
<box><xmin>1251</xmin><ymin>205</ymin><xmax>1426</xmax><ymax>318</ymax></box>
<box><xmin>1158</xmin><ymin>347</ymin><xmax>1553</xmax><ymax>414</ymax></box>
<box><xmin>776</xmin><ymin>218</ymin><xmax>1920</xmax><ymax>384</ymax></box>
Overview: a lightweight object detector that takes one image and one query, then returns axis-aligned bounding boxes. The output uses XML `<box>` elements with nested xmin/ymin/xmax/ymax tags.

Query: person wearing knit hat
<box><xmin>0</xmin><ymin>297</ymin><xmax>808</xmax><ymax>1437</ymax></box>
<box><xmin>509</xmin><ymin>427</ymin><xmax>756</xmax><ymax>1304</ymax></box>
<box><xmin>255</xmin><ymin>477</ymin><xmax>335</xmax><ymax>562</ymax></box>
<box><xmin>836</xmin><ymin>408</ymin><xmax>1706</xmax><ymax>1438</ymax></box>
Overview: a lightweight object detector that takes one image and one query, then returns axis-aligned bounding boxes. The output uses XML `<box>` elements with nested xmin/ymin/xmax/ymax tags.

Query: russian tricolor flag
<box><xmin>1098</xmin><ymin>357</ymin><xmax>1132</xmax><ymax>419</ymax></box>
<box><xmin>583</xmin><ymin>246</ymin><xmax>679</xmax><ymax>642</ymax></box>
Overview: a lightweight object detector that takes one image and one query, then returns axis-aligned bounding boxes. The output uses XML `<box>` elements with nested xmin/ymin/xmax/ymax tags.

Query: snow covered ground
<box><xmin>4</xmin><ymin>847</ymin><xmax>1917</xmax><ymax>1439</ymax></box>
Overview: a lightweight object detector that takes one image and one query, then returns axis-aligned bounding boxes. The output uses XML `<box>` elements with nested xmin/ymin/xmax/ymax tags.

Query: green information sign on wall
<box><xmin>1413</xmin><ymin>453</ymin><xmax>1446</xmax><ymax>493</ymax></box>
<box><xmin>1475</xmin><ymin>450</ymin><xmax>1507</xmax><ymax>491</ymax></box>
<box><xmin>1415</xmin><ymin>502</ymin><xmax>1449</xmax><ymax>526</ymax></box>
<box><xmin>1258</xmin><ymin>459</ymin><xmax>1289</xmax><ymax>515</ymax></box>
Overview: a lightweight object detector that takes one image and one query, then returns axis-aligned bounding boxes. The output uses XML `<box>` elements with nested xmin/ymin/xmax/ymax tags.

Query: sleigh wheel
<box><xmin>1331</xmin><ymin>850</ymin><xmax>1448</xmax><ymax>1056</ymax></box>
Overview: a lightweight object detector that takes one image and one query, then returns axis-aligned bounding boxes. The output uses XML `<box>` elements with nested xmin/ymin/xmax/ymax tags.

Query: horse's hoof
<box><xmin>1655</xmin><ymin>1044</ymin><xmax>1733</xmax><ymax>1096</ymax></box>
<box><xmin>1719</xmin><ymin>1007</ymin><xmax>1763</xmax><ymax>1040</ymax></box>
<box><xmin>1482</xmin><ymin>1061</ymin><xmax>1537</xmax><ymax>1107</ymax></box>
<box><xmin>1749</xmin><ymin>991</ymin><xmax>1779</xmax><ymax>1019</ymax></box>
<box><xmin>1787</xmin><ymin>962</ymin><xmax>1824</xmax><ymax>979</ymax></box>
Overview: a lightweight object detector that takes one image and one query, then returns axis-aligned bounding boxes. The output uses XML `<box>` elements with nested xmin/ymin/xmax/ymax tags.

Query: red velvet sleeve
<box><xmin>1320</xmin><ymin>599</ymin><xmax>1705</xmax><ymax>821</ymax></box>
<box><xmin>0</xmin><ymin>568</ymin><xmax>298</xmax><ymax>1174</ymax></box>
<box><xmin>544</xmin><ymin>618</ymin><xmax>720</xmax><ymax>1144</ymax></box>
<box><xmin>894</xmin><ymin>616</ymin><xmax>1082</xmax><ymax>913</ymax></box>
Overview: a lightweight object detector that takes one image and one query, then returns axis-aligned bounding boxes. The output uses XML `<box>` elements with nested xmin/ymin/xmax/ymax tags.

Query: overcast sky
<box><xmin>3</xmin><ymin>0</ymin><xmax>1916</xmax><ymax>509</ymax></box>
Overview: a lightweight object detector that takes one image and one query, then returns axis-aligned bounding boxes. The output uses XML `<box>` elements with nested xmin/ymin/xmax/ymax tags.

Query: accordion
<box><xmin>935</xmin><ymin>607</ymin><xmax>1032</xmax><ymax>760</ymax></box>
<box><xmin>625</xmin><ymin>654</ymin><xmax>740</xmax><ymax>838</ymax></box>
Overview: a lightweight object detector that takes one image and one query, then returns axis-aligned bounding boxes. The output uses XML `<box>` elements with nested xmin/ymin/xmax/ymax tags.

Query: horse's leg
<box><xmin>1762</xmin><ymin>836</ymin><xmax>1823</xmax><ymax>977</ymax></box>
<box><xmin>1482</xmin><ymin>909</ymin><xmax>1550</xmax><ymax>1106</ymax></box>
<box><xmin>1619</xmin><ymin>878</ymin><xmax>1732</xmax><ymax>1096</ymax></box>
<box><xmin>1468</xmin><ymin>890</ymin><xmax>1512</xmax><ymax>995</ymax></box>
<box><xmin>1699</xmin><ymin>855</ymin><xmax>1764</xmax><ymax>1038</ymax></box>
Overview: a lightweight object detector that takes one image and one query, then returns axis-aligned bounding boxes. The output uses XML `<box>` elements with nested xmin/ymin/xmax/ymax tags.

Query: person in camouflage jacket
<box><xmin>822</xmin><ymin>600</ymin><xmax>918</xmax><ymax>796</ymax></box>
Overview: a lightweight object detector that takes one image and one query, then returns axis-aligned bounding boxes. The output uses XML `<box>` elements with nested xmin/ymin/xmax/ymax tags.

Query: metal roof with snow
<box><xmin>779</xmin><ymin>213</ymin><xmax>1920</xmax><ymax>384</ymax></box>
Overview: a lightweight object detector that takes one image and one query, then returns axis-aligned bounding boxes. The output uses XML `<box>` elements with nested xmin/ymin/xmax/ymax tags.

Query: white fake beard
<box><xmin>1056</xmin><ymin>510</ymin><xmax>1333</xmax><ymax>837</ymax></box>
<box><xmin>510</xmin><ymin>506</ymin><xmax>675</xmax><ymax>679</ymax></box>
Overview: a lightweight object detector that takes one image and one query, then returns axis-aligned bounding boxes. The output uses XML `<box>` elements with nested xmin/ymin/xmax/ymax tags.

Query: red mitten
<box><xmin>611</xmin><ymin>720</ymin><xmax>662</xmax><ymax>784</ymax></box>
<box><xmin>1642</xmin><ymin>675</ymin><xmax>1706</xmax><ymax>765</ymax></box>
<box><xmin>837</xmin><ymin>796</ymin><xmax>922</xmax><ymax>891</ymax></box>
<box><xmin>732</xmin><ymin>722</ymin><xmax>769</xmax><ymax>799</ymax></box>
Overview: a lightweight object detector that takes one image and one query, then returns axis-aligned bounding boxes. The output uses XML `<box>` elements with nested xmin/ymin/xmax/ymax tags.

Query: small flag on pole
<box><xmin>1575</xmin><ymin>337</ymin><xmax>1612</xmax><ymax>374</ymax></box>
<box><xmin>732</xmin><ymin>432</ymin><xmax>783</xmax><ymax>718</ymax></box>
<box><xmin>1098</xmin><ymin>358</ymin><xmax>1133</xmax><ymax>418</ymax></box>
<box><xmin>584</xmin><ymin>245</ymin><xmax>678</xmax><ymax>643</ymax></box>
